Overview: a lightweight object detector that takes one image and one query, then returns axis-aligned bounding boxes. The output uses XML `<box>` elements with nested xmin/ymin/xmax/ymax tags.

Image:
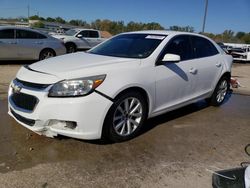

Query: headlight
<box><xmin>48</xmin><ymin>75</ymin><xmax>106</xmax><ymax>97</ymax></box>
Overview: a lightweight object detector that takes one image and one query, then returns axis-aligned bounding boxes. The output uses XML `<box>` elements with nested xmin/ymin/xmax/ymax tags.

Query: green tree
<box><xmin>46</xmin><ymin>17</ymin><xmax>55</xmax><ymax>22</ymax></box>
<box><xmin>32</xmin><ymin>21</ymin><xmax>45</xmax><ymax>28</ymax></box>
<box><xmin>169</xmin><ymin>25</ymin><xmax>194</xmax><ymax>32</ymax></box>
<box><xmin>235</xmin><ymin>32</ymin><xmax>246</xmax><ymax>40</ymax></box>
<box><xmin>29</xmin><ymin>15</ymin><xmax>40</xmax><ymax>20</ymax></box>
<box><xmin>55</xmin><ymin>17</ymin><xmax>66</xmax><ymax>24</ymax></box>
<box><xmin>242</xmin><ymin>33</ymin><xmax>250</xmax><ymax>44</ymax></box>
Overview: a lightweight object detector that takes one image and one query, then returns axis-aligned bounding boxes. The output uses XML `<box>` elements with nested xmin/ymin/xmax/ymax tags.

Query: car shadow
<box><xmin>140</xmin><ymin>89</ymin><xmax>232</xmax><ymax>136</ymax></box>
<box><xmin>140</xmin><ymin>100</ymin><xmax>209</xmax><ymax>136</ymax></box>
<box><xmin>163</xmin><ymin>63</ymin><xmax>189</xmax><ymax>81</ymax></box>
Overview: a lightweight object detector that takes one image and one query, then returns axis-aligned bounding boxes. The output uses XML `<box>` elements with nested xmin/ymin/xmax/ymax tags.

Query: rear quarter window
<box><xmin>16</xmin><ymin>29</ymin><xmax>47</xmax><ymax>39</ymax></box>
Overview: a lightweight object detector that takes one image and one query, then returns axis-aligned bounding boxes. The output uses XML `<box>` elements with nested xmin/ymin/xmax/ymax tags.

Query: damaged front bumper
<box><xmin>8</xmin><ymin>81</ymin><xmax>113</xmax><ymax>140</ymax></box>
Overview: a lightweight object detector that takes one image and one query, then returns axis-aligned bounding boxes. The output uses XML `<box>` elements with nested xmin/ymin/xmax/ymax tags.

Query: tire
<box><xmin>39</xmin><ymin>49</ymin><xmax>55</xmax><ymax>60</ymax></box>
<box><xmin>102</xmin><ymin>91</ymin><xmax>147</xmax><ymax>142</ymax></box>
<box><xmin>208</xmin><ymin>76</ymin><xmax>230</xmax><ymax>106</ymax></box>
<box><xmin>65</xmin><ymin>43</ymin><xmax>76</xmax><ymax>53</ymax></box>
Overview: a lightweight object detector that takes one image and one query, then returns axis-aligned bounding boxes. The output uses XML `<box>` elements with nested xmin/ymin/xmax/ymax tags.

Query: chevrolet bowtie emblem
<box><xmin>11</xmin><ymin>82</ymin><xmax>22</xmax><ymax>94</ymax></box>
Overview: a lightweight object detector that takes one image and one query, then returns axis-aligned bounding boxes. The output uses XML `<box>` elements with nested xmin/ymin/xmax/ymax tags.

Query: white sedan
<box><xmin>0</xmin><ymin>26</ymin><xmax>66</xmax><ymax>60</ymax></box>
<box><xmin>8</xmin><ymin>31</ymin><xmax>233</xmax><ymax>142</ymax></box>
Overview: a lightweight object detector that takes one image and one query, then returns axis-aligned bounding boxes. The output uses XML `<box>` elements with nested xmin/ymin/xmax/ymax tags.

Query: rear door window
<box><xmin>0</xmin><ymin>29</ymin><xmax>15</xmax><ymax>39</ymax></box>
<box><xmin>16</xmin><ymin>29</ymin><xmax>46</xmax><ymax>39</ymax></box>
<box><xmin>192</xmin><ymin>36</ymin><xmax>219</xmax><ymax>58</ymax></box>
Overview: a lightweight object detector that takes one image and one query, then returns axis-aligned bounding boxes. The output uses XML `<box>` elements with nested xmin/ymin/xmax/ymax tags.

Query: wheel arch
<box><xmin>101</xmin><ymin>86</ymin><xmax>152</xmax><ymax>142</ymax></box>
<box><xmin>221</xmin><ymin>71</ymin><xmax>231</xmax><ymax>81</ymax></box>
<box><xmin>40</xmin><ymin>48</ymin><xmax>56</xmax><ymax>56</ymax></box>
<box><xmin>65</xmin><ymin>41</ymin><xmax>76</xmax><ymax>47</ymax></box>
<box><xmin>112</xmin><ymin>86</ymin><xmax>152</xmax><ymax>117</ymax></box>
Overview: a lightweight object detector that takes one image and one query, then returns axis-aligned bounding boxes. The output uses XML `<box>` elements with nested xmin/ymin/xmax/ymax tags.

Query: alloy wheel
<box><xmin>113</xmin><ymin>97</ymin><xmax>143</xmax><ymax>136</ymax></box>
<box><xmin>216</xmin><ymin>80</ymin><xmax>228</xmax><ymax>103</ymax></box>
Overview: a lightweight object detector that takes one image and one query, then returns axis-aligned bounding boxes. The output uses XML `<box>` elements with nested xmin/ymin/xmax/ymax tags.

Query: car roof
<box><xmin>125</xmin><ymin>30</ymin><xmax>208</xmax><ymax>38</ymax></box>
<box><xmin>0</xmin><ymin>26</ymin><xmax>33</xmax><ymax>30</ymax></box>
<box><xmin>72</xmin><ymin>28</ymin><xmax>99</xmax><ymax>31</ymax></box>
<box><xmin>0</xmin><ymin>26</ymin><xmax>50</xmax><ymax>37</ymax></box>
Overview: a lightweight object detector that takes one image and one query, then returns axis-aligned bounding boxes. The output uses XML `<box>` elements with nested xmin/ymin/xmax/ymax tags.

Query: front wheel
<box><xmin>65</xmin><ymin>43</ymin><xmax>76</xmax><ymax>53</ymax></box>
<box><xmin>208</xmin><ymin>76</ymin><xmax>230</xmax><ymax>106</ymax></box>
<box><xmin>102</xmin><ymin>91</ymin><xmax>147</xmax><ymax>142</ymax></box>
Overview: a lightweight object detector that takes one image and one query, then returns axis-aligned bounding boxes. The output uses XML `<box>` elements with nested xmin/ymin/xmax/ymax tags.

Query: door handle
<box><xmin>216</xmin><ymin>63</ymin><xmax>222</xmax><ymax>67</ymax></box>
<box><xmin>189</xmin><ymin>67</ymin><xmax>198</xmax><ymax>74</ymax></box>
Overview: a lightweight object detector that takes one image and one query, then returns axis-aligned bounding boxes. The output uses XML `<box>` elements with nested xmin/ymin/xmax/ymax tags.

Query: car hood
<box><xmin>26</xmin><ymin>52</ymin><xmax>139</xmax><ymax>81</ymax></box>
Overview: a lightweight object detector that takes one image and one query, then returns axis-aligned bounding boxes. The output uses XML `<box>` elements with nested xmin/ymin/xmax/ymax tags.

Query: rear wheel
<box><xmin>39</xmin><ymin>49</ymin><xmax>55</xmax><ymax>60</ymax></box>
<box><xmin>102</xmin><ymin>91</ymin><xmax>147</xmax><ymax>142</ymax></box>
<box><xmin>65</xmin><ymin>43</ymin><xmax>76</xmax><ymax>53</ymax></box>
<box><xmin>208</xmin><ymin>76</ymin><xmax>230</xmax><ymax>106</ymax></box>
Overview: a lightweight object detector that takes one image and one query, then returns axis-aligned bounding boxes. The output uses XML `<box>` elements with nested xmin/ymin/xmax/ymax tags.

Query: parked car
<box><xmin>52</xmin><ymin>28</ymin><xmax>107</xmax><ymax>53</ymax></box>
<box><xmin>0</xmin><ymin>26</ymin><xmax>66</xmax><ymax>61</ymax></box>
<box><xmin>8</xmin><ymin>31</ymin><xmax>233</xmax><ymax>142</ymax></box>
<box><xmin>230</xmin><ymin>47</ymin><xmax>250</xmax><ymax>62</ymax></box>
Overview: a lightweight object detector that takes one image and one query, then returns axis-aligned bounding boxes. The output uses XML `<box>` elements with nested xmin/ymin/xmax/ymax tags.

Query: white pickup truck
<box><xmin>52</xmin><ymin>28</ymin><xmax>107</xmax><ymax>53</ymax></box>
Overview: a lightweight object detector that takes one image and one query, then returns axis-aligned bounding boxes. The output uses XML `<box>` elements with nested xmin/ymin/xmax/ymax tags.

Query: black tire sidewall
<box><xmin>210</xmin><ymin>76</ymin><xmax>229</xmax><ymax>106</ymax></box>
<box><xmin>102</xmin><ymin>91</ymin><xmax>147</xmax><ymax>142</ymax></box>
<box><xmin>66</xmin><ymin>43</ymin><xmax>76</xmax><ymax>53</ymax></box>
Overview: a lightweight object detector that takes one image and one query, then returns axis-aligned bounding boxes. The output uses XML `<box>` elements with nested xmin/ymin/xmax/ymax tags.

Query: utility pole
<box><xmin>202</xmin><ymin>0</ymin><xmax>208</xmax><ymax>33</ymax></box>
<box><xmin>27</xmin><ymin>4</ymin><xmax>30</xmax><ymax>20</ymax></box>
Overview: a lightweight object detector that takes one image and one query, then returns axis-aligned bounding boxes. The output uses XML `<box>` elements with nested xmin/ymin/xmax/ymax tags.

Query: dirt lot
<box><xmin>0</xmin><ymin>62</ymin><xmax>250</xmax><ymax>187</ymax></box>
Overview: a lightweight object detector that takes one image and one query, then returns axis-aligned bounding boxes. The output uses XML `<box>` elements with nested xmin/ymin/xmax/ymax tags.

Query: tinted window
<box><xmin>89</xmin><ymin>31</ymin><xmax>99</xmax><ymax>38</ymax></box>
<box><xmin>78</xmin><ymin>31</ymin><xmax>89</xmax><ymax>37</ymax></box>
<box><xmin>36</xmin><ymin>33</ymin><xmax>47</xmax><ymax>39</ymax></box>
<box><xmin>16</xmin><ymin>30</ymin><xmax>46</xmax><ymax>39</ymax></box>
<box><xmin>89</xmin><ymin>34</ymin><xmax>165</xmax><ymax>58</ymax></box>
<box><xmin>192</xmin><ymin>36</ymin><xmax>218</xmax><ymax>58</ymax></box>
<box><xmin>0</xmin><ymin>29</ymin><xmax>14</xmax><ymax>39</ymax></box>
<box><xmin>78</xmin><ymin>30</ymin><xmax>99</xmax><ymax>38</ymax></box>
<box><xmin>162</xmin><ymin>35</ymin><xmax>193</xmax><ymax>61</ymax></box>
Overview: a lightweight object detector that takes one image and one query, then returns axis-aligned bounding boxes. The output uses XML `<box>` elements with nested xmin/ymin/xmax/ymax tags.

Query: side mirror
<box><xmin>76</xmin><ymin>34</ymin><xmax>83</xmax><ymax>38</ymax></box>
<box><xmin>162</xmin><ymin>53</ymin><xmax>181</xmax><ymax>63</ymax></box>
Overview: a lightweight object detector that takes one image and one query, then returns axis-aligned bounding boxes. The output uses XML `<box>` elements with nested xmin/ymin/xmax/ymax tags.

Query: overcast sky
<box><xmin>0</xmin><ymin>0</ymin><xmax>249</xmax><ymax>33</ymax></box>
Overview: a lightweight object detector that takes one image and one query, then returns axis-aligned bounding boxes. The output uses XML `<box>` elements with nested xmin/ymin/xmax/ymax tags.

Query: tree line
<box><xmin>1</xmin><ymin>16</ymin><xmax>249</xmax><ymax>44</ymax></box>
<box><xmin>202</xmin><ymin>30</ymin><xmax>250</xmax><ymax>44</ymax></box>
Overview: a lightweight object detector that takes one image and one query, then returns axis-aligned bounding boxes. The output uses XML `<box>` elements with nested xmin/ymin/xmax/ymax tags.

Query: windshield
<box><xmin>89</xmin><ymin>34</ymin><xmax>166</xmax><ymax>58</ymax></box>
<box><xmin>65</xmin><ymin>29</ymin><xmax>78</xmax><ymax>36</ymax></box>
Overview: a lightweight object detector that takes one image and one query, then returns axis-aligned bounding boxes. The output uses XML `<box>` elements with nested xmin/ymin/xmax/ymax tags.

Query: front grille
<box><xmin>15</xmin><ymin>78</ymin><xmax>50</xmax><ymax>90</ymax></box>
<box><xmin>11</xmin><ymin>93</ymin><xmax>38</xmax><ymax>111</ymax></box>
<box><xmin>10</xmin><ymin>108</ymin><xmax>35</xmax><ymax>126</ymax></box>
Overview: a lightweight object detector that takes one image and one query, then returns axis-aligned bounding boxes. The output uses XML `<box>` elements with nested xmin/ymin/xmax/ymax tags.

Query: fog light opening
<box><xmin>65</xmin><ymin>121</ymin><xmax>77</xmax><ymax>129</ymax></box>
<box><xmin>48</xmin><ymin>120</ymin><xmax>77</xmax><ymax>130</ymax></box>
